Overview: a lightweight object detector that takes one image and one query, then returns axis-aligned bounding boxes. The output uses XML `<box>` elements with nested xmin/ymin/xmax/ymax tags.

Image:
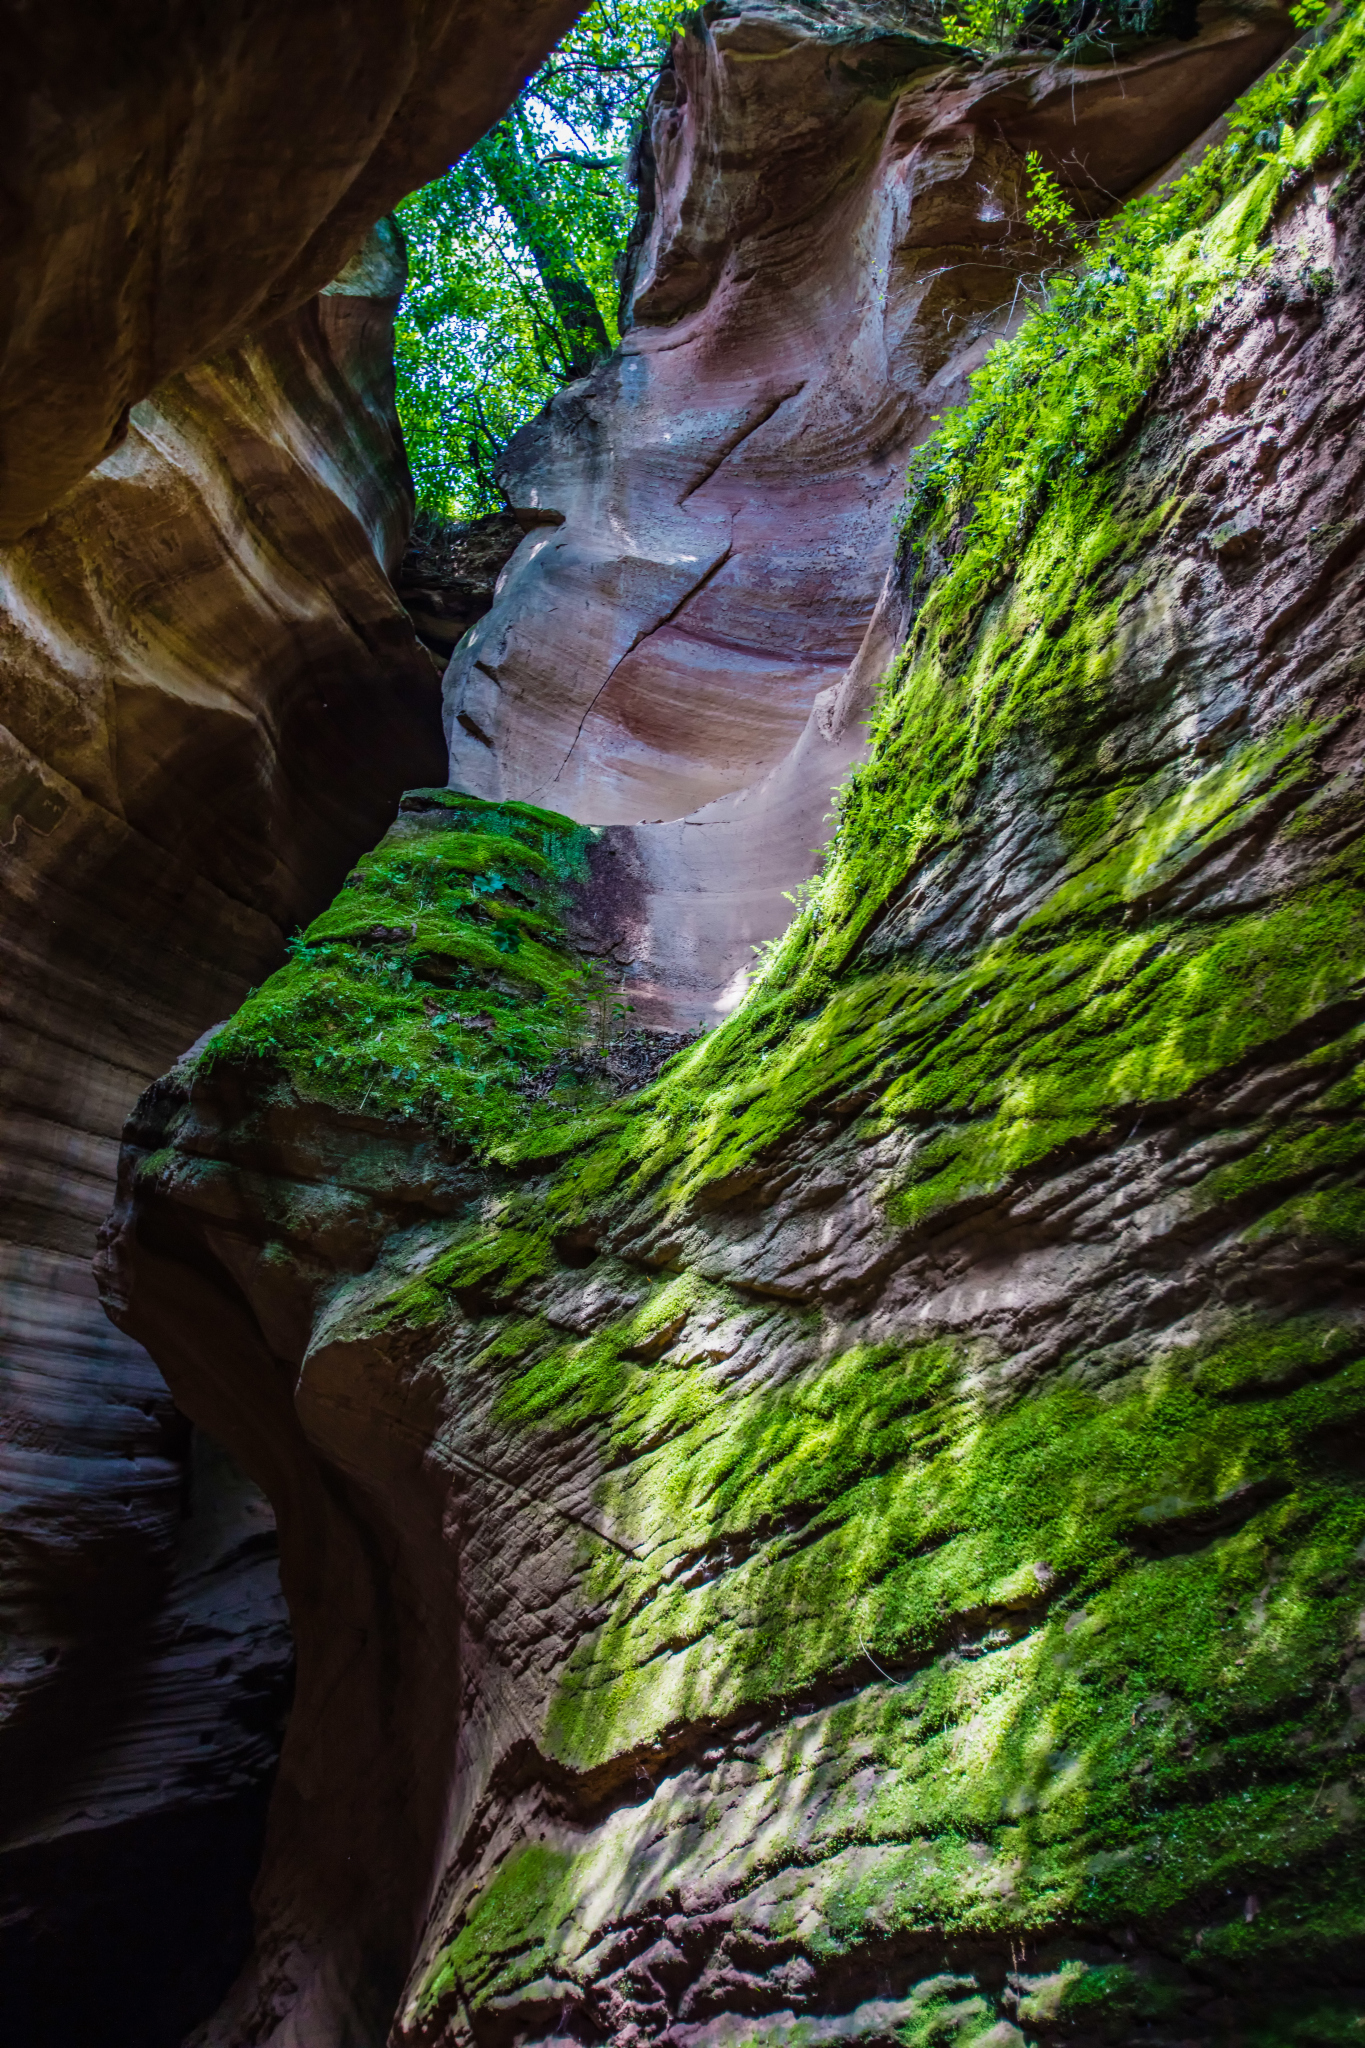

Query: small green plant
<box><xmin>1290</xmin><ymin>0</ymin><xmax>1331</xmax><ymax>29</ymax></box>
<box><xmin>939</xmin><ymin>0</ymin><xmax>1022</xmax><ymax>48</ymax></box>
<box><xmin>590</xmin><ymin>977</ymin><xmax>635</xmax><ymax>1055</ymax></box>
<box><xmin>1024</xmin><ymin>150</ymin><xmax>1075</xmax><ymax>242</ymax></box>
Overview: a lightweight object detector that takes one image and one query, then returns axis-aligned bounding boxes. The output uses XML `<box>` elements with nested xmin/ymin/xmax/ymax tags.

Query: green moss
<box><xmin>483</xmin><ymin>709</ymin><xmax>1364</xmax><ymax>1245</ymax></box>
<box><xmin>199</xmin><ymin>792</ymin><xmax>609</xmax><ymax>1149</ymax></box>
<box><xmin>522</xmin><ymin>1310</ymin><xmax>1365</xmax><ymax>1779</ymax></box>
<box><xmin>372</xmin><ymin>1280</ymin><xmax>1346</xmax><ymax>2011</ymax></box>
<box><xmin>468</xmin><ymin>17</ymin><xmax>1365</xmax><ymax>1218</ymax></box>
<box><xmin>197</xmin><ymin>20</ymin><xmax>1365</xmax><ymax>2018</ymax></box>
<box><xmin>1012</xmin><ymin>1958</ymin><xmax>1191</xmax><ymax>2034</ymax></box>
<box><xmin>893</xmin><ymin>1980</ymin><xmax>1003</xmax><ymax>2047</ymax></box>
<box><xmin>417</xmin><ymin>1842</ymin><xmax>578</xmax><ymax>2014</ymax></box>
<box><xmin>877</xmin><ymin>863</ymin><xmax>1365</xmax><ymax>1231</ymax></box>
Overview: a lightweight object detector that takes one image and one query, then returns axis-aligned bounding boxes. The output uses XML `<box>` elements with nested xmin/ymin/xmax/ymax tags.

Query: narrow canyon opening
<box><xmin>4</xmin><ymin>2</ymin><xmax>1365</xmax><ymax>2045</ymax></box>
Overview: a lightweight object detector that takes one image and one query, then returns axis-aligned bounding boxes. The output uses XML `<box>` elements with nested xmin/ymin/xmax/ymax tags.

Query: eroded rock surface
<box><xmin>0</xmin><ymin>225</ymin><xmax>443</xmax><ymax>2040</ymax></box>
<box><xmin>0</xmin><ymin>1433</ymin><xmax>292</xmax><ymax>2044</ymax></box>
<box><xmin>398</xmin><ymin>514</ymin><xmax>527</xmax><ymax>658</ymax></box>
<box><xmin>444</xmin><ymin>0</ymin><xmax>1292</xmax><ymax>1024</ymax></box>
<box><xmin>0</xmin><ymin>0</ymin><xmax>585</xmax><ymax>542</ymax></box>
<box><xmin>102</xmin><ymin>53</ymin><xmax>1365</xmax><ymax>2048</ymax></box>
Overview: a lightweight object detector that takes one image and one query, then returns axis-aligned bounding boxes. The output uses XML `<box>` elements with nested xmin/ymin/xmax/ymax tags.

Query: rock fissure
<box><xmin>538</xmin><ymin>545</ymin><xmax>739</xmax><ymax>803</ymax></box>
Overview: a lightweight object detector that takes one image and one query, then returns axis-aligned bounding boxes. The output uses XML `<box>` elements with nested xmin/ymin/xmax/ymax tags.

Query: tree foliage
<box><xmin>394</xmin><ymin>0</ymin><xmax>681</xmax><ymax>519</ymax></box>
<box><xmin>392</xmin><ymin>0</ymin><xmax>1223</xmax><ymax>520</ymax></box>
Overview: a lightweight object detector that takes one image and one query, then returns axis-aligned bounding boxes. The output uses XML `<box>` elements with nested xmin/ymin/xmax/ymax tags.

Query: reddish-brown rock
<box><xmin>0</xmin><ymin>224</ymin><xmax>443</xmax><ymax>2040</ymax></box>
<box><xmin>102</xmin><ymin>161</ymin><xmax>1365</xmax><ymax>2041</ymax></box>
<box><xmin>445</xmin><ymin>0</ymin><xmax>1292</xmax><ymax>1026</ymax></box>
<box><xmin>0</xmin><ymin>0</ymin><xmax>585</xmax><ymax>543</ymax></box>
<box><xmin>99</xmin><ymin>10</ymin><xmax>1365</xmax><ymax>2045</ymax></box>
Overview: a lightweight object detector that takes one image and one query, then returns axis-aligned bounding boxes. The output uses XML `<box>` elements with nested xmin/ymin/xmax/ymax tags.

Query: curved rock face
<box><xmin>0</xmin><ymin>0</ymin><xmax>585</xmax><ymax>544</ymax></box>
<box><xmin>0</xmin><ymin>226</ymin><xmax>444</xmax><ymax>2042</ymax></box>
<box><xmin>443</xmin><ymin>0</ymin><xmax>1291</xmax><ymax>1024</ymax></box>
<box><xmin>99</xmin><ymin>19</ymin><xmax>1365</xmax><ymax>2048</ymax></box>
<box><xmin>103</xmin><ymin>178</ymin><xmax>1365</xmax><ymax>2036</ymax></box>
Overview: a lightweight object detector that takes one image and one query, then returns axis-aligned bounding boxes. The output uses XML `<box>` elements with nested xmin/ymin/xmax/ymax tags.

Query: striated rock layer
<box><xmin>444</xmin><ymin>0</ymin><xmax>1292</xmax><ymax>1026</ymax></box>
<box><xmin>0</xmin><ymin>225</ymin><xmax>443</xmax><ymax>2042</ymax></box>
<box><xmin>101</xmin><ymin>16</ymin><xmax>1365</xmax><ymax>2048</ymax></box>
<box><xmin>0</xmin><ymin>0</ymin><xmax>585</xmax><ymax>542</ymax></box>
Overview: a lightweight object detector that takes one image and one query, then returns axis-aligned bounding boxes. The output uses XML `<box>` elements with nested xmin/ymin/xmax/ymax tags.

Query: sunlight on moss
<box><xmin>196</xmin><ymin>24</ymin><xmax>1365</xmax><ymax>2031</ymax></box>
<box><xmin>418</xmin><ymin>1306</ymin><xmax>1365</xmax><ymax>2020</ymax></box>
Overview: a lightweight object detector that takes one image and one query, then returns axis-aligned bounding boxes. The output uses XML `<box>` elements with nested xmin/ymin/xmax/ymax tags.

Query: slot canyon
<box><xmin>2</xmin><ymin>1</ymin><xmax>1364</xmax><ymax>2044</ymax></box>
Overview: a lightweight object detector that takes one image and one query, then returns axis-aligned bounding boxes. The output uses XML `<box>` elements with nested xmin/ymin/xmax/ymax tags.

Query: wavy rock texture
<box><xmin>0</xmin><ymin>0</ymin><xmax>584</xmax><ymax>543</ymax></box>
<box><xmin>101</xmin><ymin>18</ymin><xmax>1365</xmax><ymax>2048</ymax></box>
<box><xmin>0</xmin><ymin>227</ymin><xmax>444</xmax><ymax>2043</ymax></box>
<box><xmin>444</xmin><ymin>0</ymin><xmax>1291</xmax><ymax>1025</ymax></box>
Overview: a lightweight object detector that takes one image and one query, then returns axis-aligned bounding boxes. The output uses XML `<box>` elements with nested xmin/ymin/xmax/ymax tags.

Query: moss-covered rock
<box><xmin>199</xmin><ymin>790</ymin><xmax>610</xmax><ymax>1144</ymax></box>
<box><xmin>102</xmin><ymin>13</ymin><xmax>1365</xmax><ymax>2045</ymax></box>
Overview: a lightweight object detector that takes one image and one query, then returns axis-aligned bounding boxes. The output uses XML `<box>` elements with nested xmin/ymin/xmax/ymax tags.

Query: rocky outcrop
<box><xmin>0</xmin><ymin>0</ymin><xmax>585</xmax><ymax>543</ymax></box>
<box><xmin>4</xmin><ymin>3</ymin><xmax>607</xmax><ymax>2024</ymax></box>
<box><xmin>444</xmin><ymin>0</ymin><xmax>1293</xmax><ymax>1026</ymax></box>
<box><xmin>101</xmin><ymin>9</ymin><xmax>1365</xmax><ymax>2046</ymax></box>
<box><xmin>397</xmin><ymin>514</ymin><xmax>527</xmax><ymax>657</ymax></box>
<box><xmin>0</xmin><ymin>223</ymin><xmax>443</xmax><ymax>2041</ymax></box>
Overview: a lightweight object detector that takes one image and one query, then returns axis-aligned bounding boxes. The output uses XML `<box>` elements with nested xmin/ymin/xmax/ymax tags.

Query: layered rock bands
<box><xmin>3</xmin><ymin>5</ymin><xmax>588</xmax><ymax>2031</ymax></box>
<box><xmin>0</xmin><ymin>0</ymin><xmax>584</xmax><ymax>543</ymax></box>
<box><xmin>101</xmin><ymin>5</ymin><xmax>1365</xmax><ymax>2046</ymax></box>
<box><xmin>0</xmin><ymin>229</ymin><xmax>442</xmax><ymax>2042</ymax></box>
<box><xmin>444</xmin><ymin>0</ymin><xmax>1290</xmax><ymax>1026</ymax></box>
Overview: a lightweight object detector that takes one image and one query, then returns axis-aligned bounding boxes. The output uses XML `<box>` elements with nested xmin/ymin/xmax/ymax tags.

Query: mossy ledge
<box><xmin>196</xmin><ymin>789</ymin><xmax>618</xmax><ymax>1146</ymax></box>
<box><xmin>101</xmin><ymin>14</ymin><xmax>1365</xmax><ymax>2047</ymax></box>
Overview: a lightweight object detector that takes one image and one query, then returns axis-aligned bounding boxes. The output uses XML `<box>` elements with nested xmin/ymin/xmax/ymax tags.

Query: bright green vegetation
<box><xmin>399</xmin><ymin>22</ymin><xmax>1365</xmax><ymax>2026</ymax></box>
<box><xmin>394</xmin><ymin>0</ymin><xmax>680</xmax><ymax>515</ymax></box>
<box><xmin>413</xmin><ymin>1291</ymin><xmax>1365</xmax><ymax>2024</ymax></box>
<box><xmin>535</xmin><ymin>1308</ymin><xmax>1365</xmax><ymax>1763</ymax></box>
<box><xmin>462</xmin><ymin>7</ymin><xmax>1365</xmax><ymax>1217</ymax></box>
<box><xmin>484</xmin><ymin>714</ymin><xmax>1364</xmax><ymax>1240</ymax></box>
<box><xmin>836</xmin><ymin>3</ymin><xmax>1365</xmax><ymax>984</ymax></box>
<box><xmin>199</xmin><ymin>793</ymin><xmax>608</xmax><ymax>1144</ymax></box>
<box><xmin>202</xmin><ymin>18</ymin><xmax>1365</xmax><ymax>2029</ymax></box>
<box><xmin>392</xmin><ymin>0</ymin><xmax>1344</xmax><ymax>514</ymax></box>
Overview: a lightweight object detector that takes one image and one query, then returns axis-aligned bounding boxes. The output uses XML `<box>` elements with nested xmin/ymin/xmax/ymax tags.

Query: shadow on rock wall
<box><xmin>98</xmin><ymin>13</ymin><xmax>1365</xmax><ymax>2046</ymax></box>
<box><xmin>0</xmin><ymin>228</ymin><xmax>439</xmax><ymax>2039</ymax></box>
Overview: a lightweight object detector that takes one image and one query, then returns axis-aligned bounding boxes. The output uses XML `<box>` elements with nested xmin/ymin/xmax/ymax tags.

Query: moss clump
<box><xmin>414</xmin><ymin>1302</ymin><xmax>1364</xmax><ymax>2016</ymax></box>
<box><xmin>416</xmin><ymin>1842</ymin><xmax>577</xmax><ymax>2014</ymax></box>
<box><xmin>199</xmin><ymin>791</ymin><xmax>610</xmax><ymax>1147</ymax></box>
<box><xmin>767</xmin><ymin>8</ymin><xmax>1365</xmax><ymax>1001</ymax></box>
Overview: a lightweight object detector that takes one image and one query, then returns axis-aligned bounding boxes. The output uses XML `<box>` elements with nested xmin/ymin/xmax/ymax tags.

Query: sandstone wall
<box><xmin>2</xmin><ymin>6</ymin><xmax>600</xmax><ymax>2025</ymax></box>
<box><xmin>0</xmin><ymin>0</ymin><xmax>585</xmax><ymax>542</ymax></box>
<box><xmin>0</xmin><ymin>227</ymin><xmax>444</xmax><ymax>2042</ymax></box>
<box><xmin>443</xmin><ymin>0</ymin><xmax>1291</xmax><ymax>1026</ymax></box>
<box><xmin>99</xmin><ymin>10</ymin><xmax>1365</xmax><ymax>2047</ymax></box>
